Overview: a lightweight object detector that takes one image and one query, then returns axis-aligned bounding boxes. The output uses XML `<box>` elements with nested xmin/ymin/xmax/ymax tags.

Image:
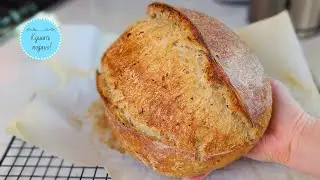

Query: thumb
<box><xmin>246</xmin><ymin>79</ymin><xmax>306</xmax><ymax>163</ymax></box>
<box><xmin>182</xmin><ymin>172</ymin><xmax>210</xmax><ymax>180</ymax></box>
<box><xmin>270</xmin><ymin>79</ymin><xmax>296</xmax><ymax>106</ymax></box>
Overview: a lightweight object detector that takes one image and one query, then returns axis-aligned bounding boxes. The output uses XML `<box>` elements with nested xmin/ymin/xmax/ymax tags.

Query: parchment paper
<box><xmin>236</xmin><ymin>11</ymin><xmax>320</xmax><ymax>117</ymax></box>
<box><xmin>301</xmin><ymin>36</ymin><xmax>320</xmax><ymax>91</ymax></box>
<box><xmin>3</xmin><ymin>12</ymin><xmax>319</xmax><ymax>180</ymax></box>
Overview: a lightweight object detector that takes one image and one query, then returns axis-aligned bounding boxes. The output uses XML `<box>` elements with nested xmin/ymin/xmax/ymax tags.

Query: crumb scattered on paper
<box><xmin>283</xmin><ymin>70</ymin><xmax>304</xmax><ymax>89</ymax></box>
<box><xmin>87</xmin><ymin>100</ymin><xmax>125</xmax><ymax>153</ymax></box>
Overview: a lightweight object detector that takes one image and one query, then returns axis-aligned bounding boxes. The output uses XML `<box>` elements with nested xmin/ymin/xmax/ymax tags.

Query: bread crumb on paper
<box><xmin>87</xmin><ymin>100</ymin><xmax>126</xmax><ymax>153</ymax></box>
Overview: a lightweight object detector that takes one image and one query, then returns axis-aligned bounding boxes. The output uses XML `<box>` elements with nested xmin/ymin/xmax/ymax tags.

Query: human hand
<box><xmin>182</xmin><ymin>79</ymin><xmax>314</xmax><ymax>180</ymax></box>
<box><xmin>245</xmin><ymin>79</ymin><xmax>308</xmax><ymax>163</ymax></box>
<box><xmin>182</xmin><ymin>172</ymin><xmax>210</xmax><ymax>180</ymax></box>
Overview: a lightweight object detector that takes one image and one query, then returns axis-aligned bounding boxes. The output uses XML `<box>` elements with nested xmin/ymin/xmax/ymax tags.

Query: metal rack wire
<box><xmin>0</xmin><ymin>136</ymin><xmax>112</xmax><ymax>179</ymax></box>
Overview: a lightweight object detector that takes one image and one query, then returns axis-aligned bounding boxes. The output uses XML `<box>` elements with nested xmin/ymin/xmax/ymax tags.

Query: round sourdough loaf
<box><xmin>96</xmin><ymin>2</ymin><xmax>272</xmax><ymax>178</ymax></box>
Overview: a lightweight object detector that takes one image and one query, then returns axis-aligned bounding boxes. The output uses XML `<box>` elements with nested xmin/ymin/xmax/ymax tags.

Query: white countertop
<box><xmin>0</xmin><ymin>0</ymin><xmax>319</xmax><ymax>161</ymax></box>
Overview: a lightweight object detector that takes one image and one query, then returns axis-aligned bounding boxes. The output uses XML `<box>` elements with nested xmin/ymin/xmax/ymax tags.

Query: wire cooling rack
<box><xmin>0</xmin><ymin>136</ymin><xmax>112</xmax><ymax>180</ymax></box>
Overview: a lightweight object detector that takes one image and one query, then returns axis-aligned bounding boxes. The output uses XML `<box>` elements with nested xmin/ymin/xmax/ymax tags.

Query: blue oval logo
<box><xmin>20</xmin><ymin>18</ymin><xmax>61</xmax><ymax>60</ymax></box>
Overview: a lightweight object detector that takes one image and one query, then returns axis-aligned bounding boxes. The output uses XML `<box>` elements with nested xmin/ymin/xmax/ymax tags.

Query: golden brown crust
<box><xmin>178</xmin><ymin>7</ymin><xmax>272</xmax><ymax>126</ymax></box>
<box><xmin>148</xmin><ymin>2</ymin><xmax>272</xmax><ymax>126</ymax></box>
<box><xmin>96</xmin><ymin>2</ymin><xmax>272</xmax><ymax>178</ymax></box>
